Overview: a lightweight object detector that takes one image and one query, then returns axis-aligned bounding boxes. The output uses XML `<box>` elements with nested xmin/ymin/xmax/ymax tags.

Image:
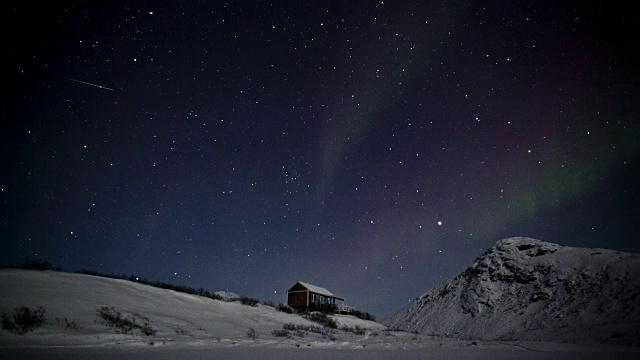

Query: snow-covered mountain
<box><xmin>384</xmin><ymin>237</ymin><xmax>640</xmax><ymax>344</ymax></box>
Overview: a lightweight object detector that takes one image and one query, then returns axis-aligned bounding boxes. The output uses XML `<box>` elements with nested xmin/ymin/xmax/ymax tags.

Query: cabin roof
<box><xmin>288</xmin><ymin>281</ymin><xmax>345</xmax><ymax>301</ymax></box>
<box><xmin>298</xmin><ymin>281</ymin><xmax>334</xmax><ymax>296</ymax></box>
<box><xmin>289</xmin><ymin>281</ymin><xmax>339</xmax><ymax>297</ymax></box>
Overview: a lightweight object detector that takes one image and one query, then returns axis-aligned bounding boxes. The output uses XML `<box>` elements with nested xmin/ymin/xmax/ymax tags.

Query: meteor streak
<box><xmin>68</xmin><ymin>78</ymin><xmax>114</xmax><ymax>91</ymax></box>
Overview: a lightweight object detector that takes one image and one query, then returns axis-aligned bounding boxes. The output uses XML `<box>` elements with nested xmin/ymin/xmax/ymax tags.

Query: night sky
<box><xmin>3</xmin><ymin>1</ymin><xmax>638</xmax><ymax>316</ymax></box>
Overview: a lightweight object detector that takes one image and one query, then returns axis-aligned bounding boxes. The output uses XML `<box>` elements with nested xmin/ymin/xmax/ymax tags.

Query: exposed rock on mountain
<box><xmin>384</xmin><ymin>237</ymin><xmax>640</xmax><ymax>344</ymax></box>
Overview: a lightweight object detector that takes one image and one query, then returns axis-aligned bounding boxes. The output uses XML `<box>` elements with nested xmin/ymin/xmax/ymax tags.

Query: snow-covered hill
<box><xmin>384</xmin><ymin>237</ymin><xmax>640</xmax><ymax>344</ymax></box>
<box><xmin>0</xmin><ymin>269</ymin><xmax>383</xmax><ymax>348</ymax></box>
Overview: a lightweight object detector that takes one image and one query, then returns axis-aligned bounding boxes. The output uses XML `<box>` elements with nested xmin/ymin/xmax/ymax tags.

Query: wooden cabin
<box><xmin>287</xmin><ymin>281</ymin><xmax>344</xmax><ymax>311</ymax></box>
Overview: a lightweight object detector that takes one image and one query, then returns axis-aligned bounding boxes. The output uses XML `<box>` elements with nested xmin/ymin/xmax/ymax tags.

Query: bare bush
<box><xmin>239</xmin><ymin>297</ymin><xmax>259</xmax><ymax>307</ymax></box>
<box><xmin>96</xmin><ymin>306</ymin><xmax>156</xmax><ymax>336</ymax></box>
<box><xmin>246</xmin><ymin>327</ymin><xmax>258</xmax><ymax>340</ymax></box>
<box><xmin>271</xmin><ymin>329</ymin><xmax>291</xmax><ymax>337</ymax></box>
<box><xmin>276</xmin><ymin>303</ymin><xmax>294</xmax><ymax>313</ymax></box>
<box><xmin>304</xmin><ymin>311</ymin><xmax>337</xmax><ymax>329</ymax></box>
<box><xmin>2</xmin><ymin>306</ymin><xmax>46</xmax><ymax>335</ymax></box>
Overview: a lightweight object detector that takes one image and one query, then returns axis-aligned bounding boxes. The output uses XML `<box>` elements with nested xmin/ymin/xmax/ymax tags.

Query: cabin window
<box><xmin>326</xmin><ymin>298</ymin><xmax>331</xmax><ymax>304</ymax></box>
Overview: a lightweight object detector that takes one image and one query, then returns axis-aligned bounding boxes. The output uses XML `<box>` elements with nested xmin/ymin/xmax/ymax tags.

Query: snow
<box><xmin>332</xmin><ymin>314</ymin><xmax>385</xmax><ymax>331</ymax></box>
<box><xmin>384</xmin><ymin>237</ymin><xmax>640</xmax><ymax>344</ymax></box>
<box><xmin>1</xmin><ymin>245</ymin><xmax>639</xmax><ymax>359</ymax></box>
<box><xmin>0</xmin><ymin>270</ymin><xmax>314</xmax><ymax>347</ymax></box>
<box><xmin>2</xmin><ymin>339</ymin><xmax>639</xmax><ymax>359</ymax></box>
<box><xmin>295</xmin><ymin>281</ymin><xmax>337</xmax><ymax>297</ymax></box>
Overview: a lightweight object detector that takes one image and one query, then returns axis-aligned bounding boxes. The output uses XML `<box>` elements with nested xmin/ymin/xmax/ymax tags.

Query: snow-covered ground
<box><xmin>1</xmin><ymin>268</ymin><xmax>639</xmax><ymax>359</ymax></box>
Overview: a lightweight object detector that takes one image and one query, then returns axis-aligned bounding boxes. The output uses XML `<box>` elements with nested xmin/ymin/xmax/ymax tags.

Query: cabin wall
<box><xmin>287</xmin><ymin>291</ymin><xmax>307</xmax><ymax>308</ymax></box>
<box><xmin>308</xmin><ymin>292</ymin><xmax>337</xmax><ymax>312</ymax></box>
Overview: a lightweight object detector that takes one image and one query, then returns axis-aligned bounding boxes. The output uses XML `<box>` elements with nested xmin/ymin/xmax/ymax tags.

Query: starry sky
<box><xmin>3</xmin><ymin>1</ymin><xmax>638</xmax><ymax>316</ymax></box>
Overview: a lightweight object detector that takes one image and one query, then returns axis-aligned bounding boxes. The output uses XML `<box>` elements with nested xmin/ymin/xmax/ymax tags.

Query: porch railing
<box><xmin>336</xmin><ymin>304</ymin><xmax>355</xmax><ymax>314</ymax></box>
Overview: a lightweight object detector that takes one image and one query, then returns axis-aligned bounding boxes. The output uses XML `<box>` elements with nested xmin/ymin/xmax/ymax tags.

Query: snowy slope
<box><xmin>384</xmin><ymin>237</ymin><xmax>640</xmax><ymax>344</ymax></box>
<box><xmin>0</xmin><ymin>270</ymin><xmax>382</xmax><ymax>348</ymax></box>
<box><xmin>2</xmin><ymin>267</ymin><xmax>640</xmax><ymax>358</ymax></box>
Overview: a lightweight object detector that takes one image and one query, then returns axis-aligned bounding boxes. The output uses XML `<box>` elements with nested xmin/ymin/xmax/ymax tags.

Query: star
<box><xmin>3</xmin><ymin>0</ymin><xmax>635</xmax><ymax>319</ymax></box>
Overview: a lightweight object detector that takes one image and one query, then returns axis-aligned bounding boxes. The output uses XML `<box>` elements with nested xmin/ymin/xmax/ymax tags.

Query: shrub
<box><xmin>55</xmin><ymin>317</ymin><xmax>78</xmax><ymax>331</ymax></box>
<box><xmin>205</xmin><ymin>292</ymin><xmax>224</xmax><ymax>301</ymax></box>
<box><xmin>276</xmin><ymin>303</ymin><xmax>294</xmax><ymax>314</ymax></box>
<box><xmin>352</xmin><ymin>310</ymin><xmax>376</xmax><ymax>321</ymax></box>
<box><xmin>3</xmin><ymin>258</ymin><xmax>61</xmax><ymax>271</ymax></box>
<box><xmin>96</xmin><ymin>306</ymin><xmax>156</xmax><ymax>336</ymax></box>
<box><xmin>239</xmin><ymin>296</ymin><xmax>259</xmax><ymax>307</ymax></box>
<box><xmin>271</xmin><ymin>329</ymin><xmax>291</xmax><ymax>337</ymax></box>
<box><xmin>246</xmin><ymin>328</ymin><xmax>258</xmax><ymax>340</ymax></box>
<box><xmin>284</xmin><ymin>323</ymin><xmax>309</xmax><ymax>332</ymax></box>
<box><xmin>342</xmin><ymin>325</ymin><xmax>366</xmax><ymax>335</ymax></box>
<box><xmin>280</xmin><ymin>323</ymin><xmax>331</xmax><ymax>337</ymax></box>
<box><xmin>308</xmin><ymin>325</ymin><xmax>325</xmax><ymax>334</ymax></box>
<box><xmin>175</xmin><ymin>328</ymin><xmax>190</xmax><ymax>336</ymax></box>
<box><xmin>305</xmin><ymin>311</ymin><xmax>337</xmax><ymax>329</ymax></box>
<box><xmin>283</xmin><ymin>323</ymin><xmax>298</xmax><ymax>331</ymax></box>
<box><xmin>353</xmin><ymin>325</ymin><xmax>366</xmax><ymax>335</ymax></box>
<box><xmin>76</xmin><ymin>270</ymin><xmax>226</xmax><ymax>302</ymax></box>
<box><xmin>2</xmin><ymin>306</ymin><xmax>46</xmax><ymax>334</ymax></box>
<box><xmin>64</xmin><ymin>318</ymin><xmax>78</xmax><ymax>331</ymax></box>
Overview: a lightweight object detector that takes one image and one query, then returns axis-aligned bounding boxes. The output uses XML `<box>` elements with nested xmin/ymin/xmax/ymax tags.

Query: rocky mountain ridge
<box><xmin>384</xmin><ymin>237</ymin><xmax>640</xmax><ymax>344</ymax></box>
